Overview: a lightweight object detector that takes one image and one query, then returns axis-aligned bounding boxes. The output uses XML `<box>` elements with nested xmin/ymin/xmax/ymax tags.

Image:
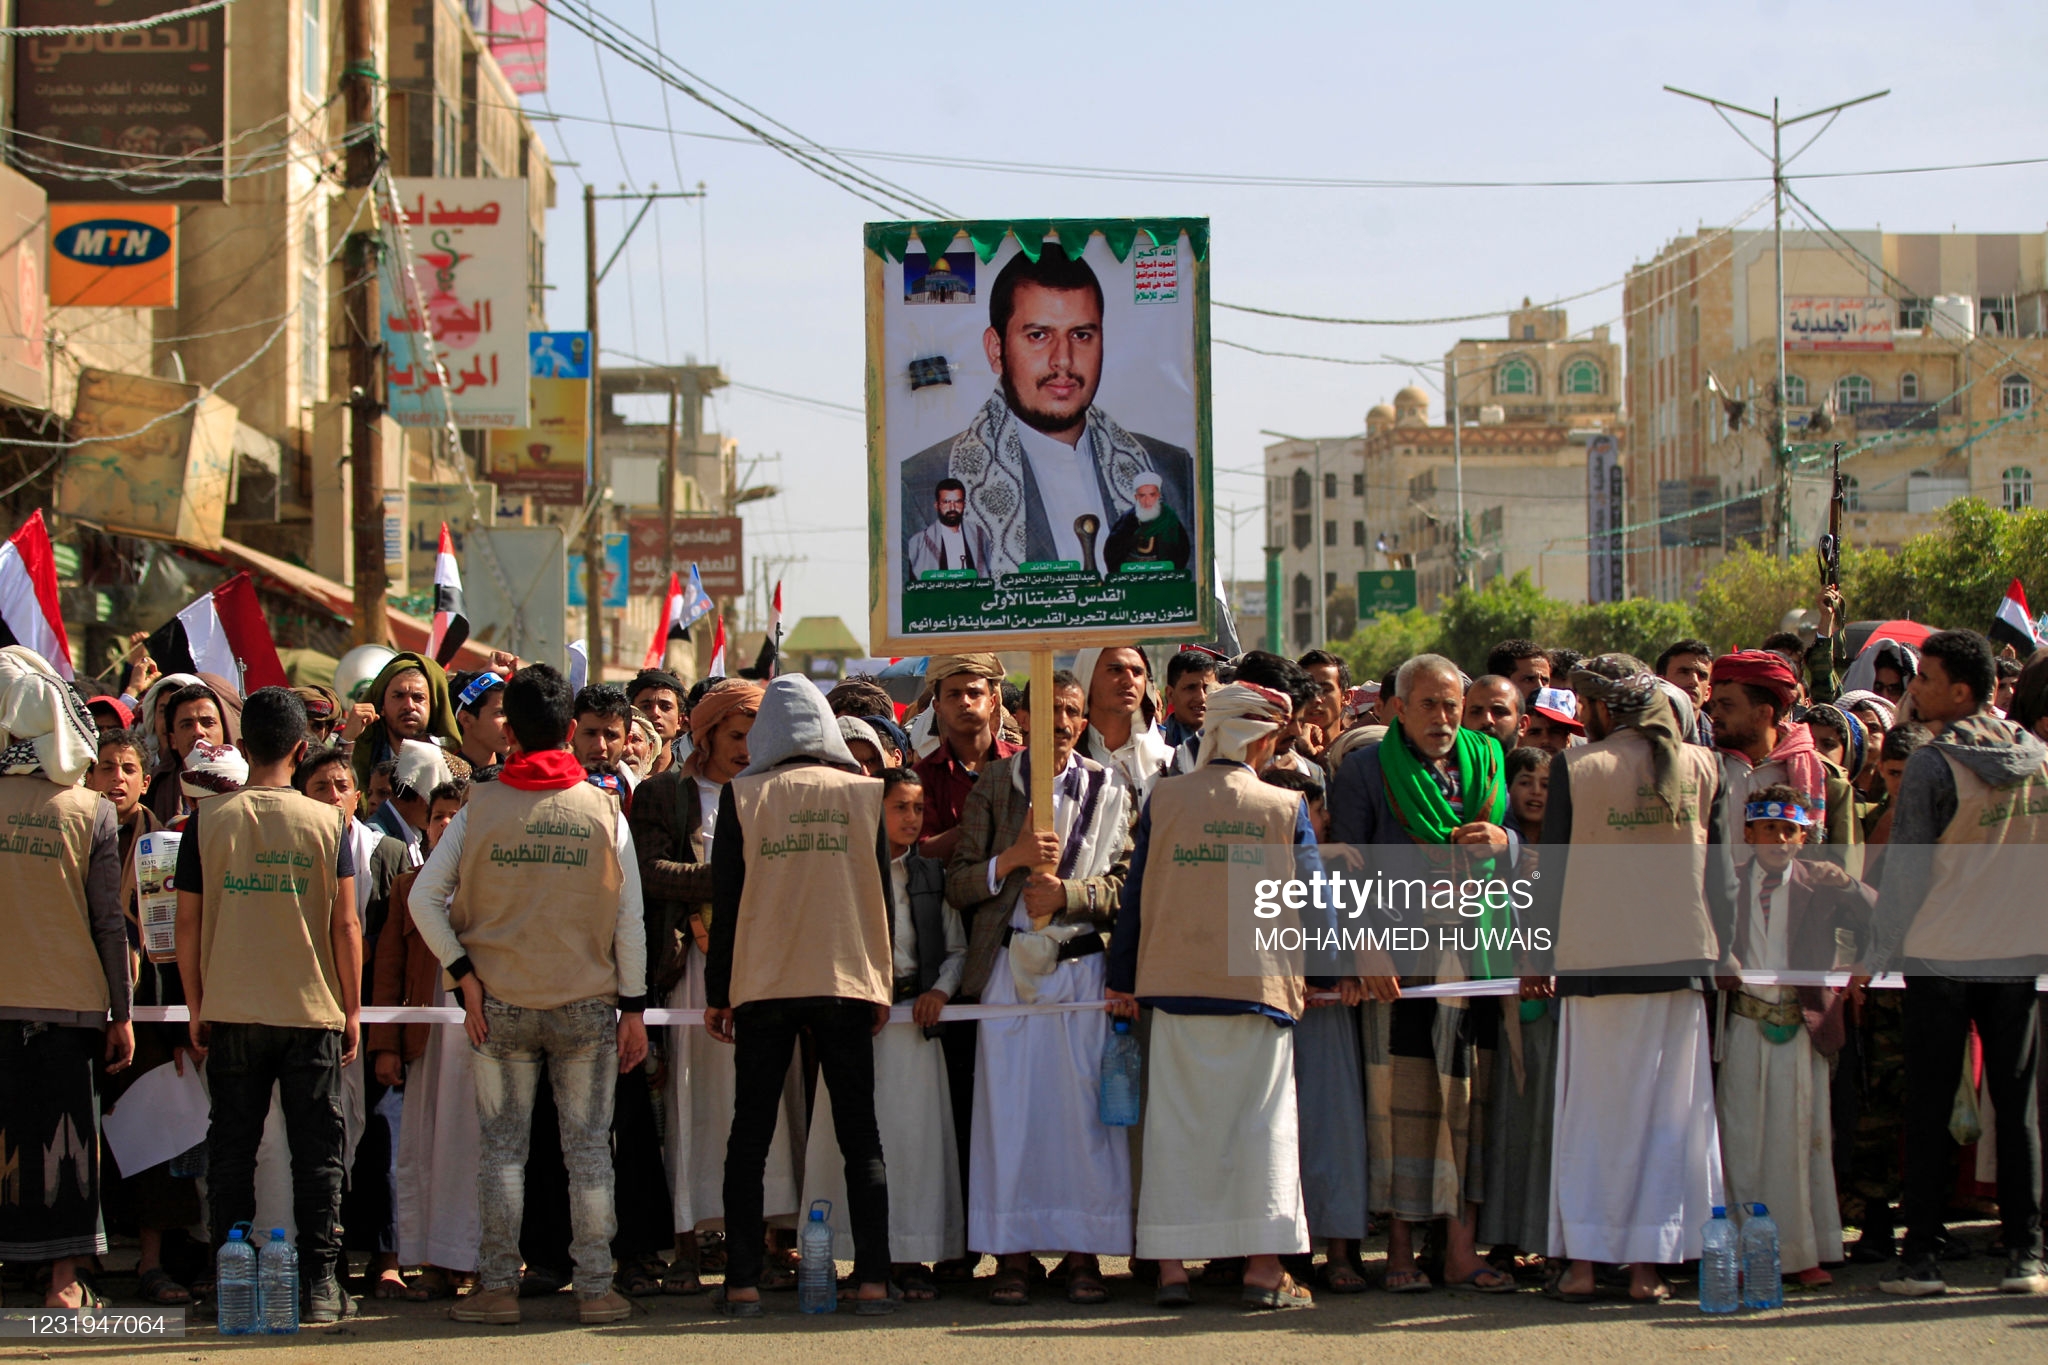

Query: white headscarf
<box><xmin>0</xmin><ymin>645</ymin><xmax>98</xmax><ymax>786</ymax></box>
<box><xmin>1194</xmin><ymin>681</ymin><xmax>1293</xmax><ymax>769</ymax></box>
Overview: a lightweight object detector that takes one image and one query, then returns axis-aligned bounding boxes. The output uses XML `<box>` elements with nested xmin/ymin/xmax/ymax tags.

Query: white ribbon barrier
<box><xmin>132</xmin><ymin>970</ymin><xmax>2033</xmax><ymax>1029</ymax></box>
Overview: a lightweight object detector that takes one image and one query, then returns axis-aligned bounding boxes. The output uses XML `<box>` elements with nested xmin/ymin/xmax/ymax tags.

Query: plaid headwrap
<box><xmin>1571</xmin><ymin>653</ymin><xmax>1686</xmax><ymax>815</ymax></box>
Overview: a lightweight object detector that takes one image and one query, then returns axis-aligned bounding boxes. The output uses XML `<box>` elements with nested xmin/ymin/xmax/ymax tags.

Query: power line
<box><xmin>1</xmin><ymin>0</ymin><xmax>232</xmax><ymax>35</ymax></box>
<box><xmin>480</xmin><ymin>97</ymin><xmax>2048</xmax><ymax>192</ymax></box>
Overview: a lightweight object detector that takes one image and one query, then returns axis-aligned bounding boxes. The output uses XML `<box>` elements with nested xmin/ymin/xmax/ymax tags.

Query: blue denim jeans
<box><xmin>471</xmin><ymin>995</ymin><xmax>618</xmax><ymax>1294</ymax></box>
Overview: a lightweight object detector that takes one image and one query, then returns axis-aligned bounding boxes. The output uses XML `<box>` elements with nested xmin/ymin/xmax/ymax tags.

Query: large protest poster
<box><xmin>866</xmin><ymin>219</ymin><xmax>1212</xmax><ymax>652</ymax></box>
<box><xmin>384</xmin><ymin>179</ymin><xmax>529</xmax><ymax>428</ymax></box>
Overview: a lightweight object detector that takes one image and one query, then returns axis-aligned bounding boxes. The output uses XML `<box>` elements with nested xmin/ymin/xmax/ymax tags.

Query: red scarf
<box><xmin>1737</xmin><ymin>721</ymin><xmax>1828</xmax><ymax>824</ymax></box>
<box><xmin>499</xmin><ymin>748</ymin><xmax>586</xmax><ymax>792</ymax></box>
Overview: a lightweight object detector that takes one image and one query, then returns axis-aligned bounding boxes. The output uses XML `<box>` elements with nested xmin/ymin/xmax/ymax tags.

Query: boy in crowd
<box><xmin>175</xmin><ymin>688</ymin><xmax>360</xmax><ymax>1322</ymax></box>
<box><xmin>1719</xmin><ymin>783</ymin><xmax>1871</xmax><ymax>1289</ymax></box>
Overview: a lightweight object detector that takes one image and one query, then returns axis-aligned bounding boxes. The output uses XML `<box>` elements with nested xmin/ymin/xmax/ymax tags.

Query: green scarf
<box><xmin>1378</xmin><ymin>720</ymin><xmax>1513</xmax><ymax>977</ymax></box>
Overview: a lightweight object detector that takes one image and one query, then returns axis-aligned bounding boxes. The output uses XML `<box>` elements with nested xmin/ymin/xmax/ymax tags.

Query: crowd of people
<box><xmin>2</xmin><ymin>601</ymin><xmax>2046</xmax><ymax>1321</ymax></box>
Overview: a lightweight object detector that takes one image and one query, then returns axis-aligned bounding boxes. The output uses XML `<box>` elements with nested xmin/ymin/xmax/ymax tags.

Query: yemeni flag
<box><xmin>767</xmin><ymin>579</ymin><xmax>783</xmax><ymax>674</ymax></box>
<box><xmin>426</xmin><ymin>523</ymin><xmax>468</xmax><ymax>665</ymax></box>
<box><xmin>642</xmin><ymin>564</ymin><xmax>716</xmax><ymax>669</ymax></box>
<box><xmin>147</xmin><ymin>571</ymin><xmax>290</xmax><ymax>696</ymax></box>
<box><xmin>1992</xmin><ymin>577</ymin><xmax>2041</xmax><ymax>657</ymax></box>
<box><xmin>707</xmin><ymin>614</ymin><xmax>727</xmax><ymax>677</ymax></box>
<box><xmin>0</xmin><ymin>511</ymin><xmax>72</xmax><ymax>678</ymax></box>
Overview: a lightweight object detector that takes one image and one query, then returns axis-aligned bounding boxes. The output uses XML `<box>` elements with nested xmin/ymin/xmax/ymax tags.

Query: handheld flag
<box><xmin>767</xmin><ymin>579</ymin><xmax>783</xmax><ymax>675</ymax></box>
<box><xmin>146</xmin><ymin>571</ymin><xmax>289</xmax><ymax>696</ymax></box>
<box><xmin>427</xmin><ymin>523</ymin><xmax>469</xmax><ymax>666</ymax></box>
<box><xmin>642</xmin><ymin>565</ymin><xmax>717</xmax><ymax>670</ymax></box>
<box><xmin>707</xmin><ymin>614</ymin><xmax>727</xmax><ymax>678</ymax></box>
<box><xmin>0</xmin><ymin>510</ymin><xmax>72</xmax><ymax>678</ymax></box>
<box><xmin>1992</xmin><ymin>578</ymin><xmax>2040</xmax><ymax>658</ymax></box>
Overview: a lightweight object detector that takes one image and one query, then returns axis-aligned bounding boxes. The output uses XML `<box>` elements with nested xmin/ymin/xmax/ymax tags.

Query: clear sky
<box><xmin>534</xmin><ymin>0</ymin><xmax>2048</xmax><ymax>650</ymax></box>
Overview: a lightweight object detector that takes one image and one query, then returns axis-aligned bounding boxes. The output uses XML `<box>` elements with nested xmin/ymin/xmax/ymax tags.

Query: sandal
<box><xmin>1063</xmin><ymin>1256</ymin><xmax>1109</xmax><ymax>1305</ymax></box>
<box><xmin>895</xmin><ymin>1266</ymin><xmax>939</xmax><ymax>1302</ymax></box>
<box><xmin>618</xmin><ymin>1260</ymin><xmax>664</xmax><ymax>1298</ymax></box>
<box><xmin>758</xmin><ymin>1261</ymin><xmax>797</xmax><ymax>1292</ymax></box>
<box><xmin>696</xmin><ymin>1231</ymin><xmax>729</xmax><ymax>1274</ymax></box>
<box><xmin>931</xmin><ymin>1255</ymin><xmax>981</xmax><ymax>1283</ymax></box>
<box><xmin>1383</xmin><ymin>1268</ymin><xmax>1432</xmax><ymax>1294</ymax></box>
<box><xmin>1446</xmin><ymin>1265</ymin><xmax>1518</xmax><ymax>1294</ymax></box>
<box><xmin>1242</xmin><ymin>1272</ymin><xmax>1313</xmax><ymax>1310</ymax></box>
<box><xmin>1154</xmin><ymin>1279</ymin><xmax>1193</xmax><ymax>1308</ymax></box>
<box><xmin>517</xmin><ymin>1267</ymin><xmax>568</xmax><ymax>1299</ymax></box>
<box><xmin>987</xmin><ymin>1265</ymin><xmax>1030</xmax><ymax>1307</ymax></box>
<box><xmin>852</xmin><ymin>1283</ymin><xmax>904</xmax><ymax>1316</ymax></box>
<box><xmin>372</xmin><ymin>1269</ymin><xmax>411</xmax><ymax>1300</ymax></box>
<box><xmin>136</xmin><ymin>1266</ymin><xmax>192</xmax><ymax>1305</ymax></box>
<box><xmin>1318</xmin><ymin>1259</ymin><xmax>1368</xmax><ymax>1295</ymax></box>
<box><xmin>712</xmin><ymin>1286</ymin><xmax>763</xmax><ymax>1319</ymax></box>
<box><xmin>661</xmin><ymin>1261</ymin><xmax>704</xmax><ymax>1296</ymax></box>
<box><xmin>404</xmin><ymin>1267</ymin><xmax>459</xmax><ymax>1302</ymax></box>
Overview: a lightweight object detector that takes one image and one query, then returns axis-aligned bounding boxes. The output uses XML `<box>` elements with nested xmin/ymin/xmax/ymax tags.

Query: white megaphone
<box><xmin>333</xmin><ymin>644</ymin><xmax>398</xmax><ymax>704</ymax></box>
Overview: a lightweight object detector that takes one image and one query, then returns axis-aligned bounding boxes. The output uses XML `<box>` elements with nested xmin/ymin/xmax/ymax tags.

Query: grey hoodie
<box><xmin>738</xmin><ymin>675</ymin><xmax>862</xmax><ymax>777</ymax></box>
<box><xmin>1866</xmin><ymin>709</ymin><xmax>2048</xmax><ymax>974</ymax></box>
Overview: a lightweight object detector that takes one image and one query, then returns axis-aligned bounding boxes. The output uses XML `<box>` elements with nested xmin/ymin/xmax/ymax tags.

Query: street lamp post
<box><xmin>1262</xmin><ymin>428</ymin><xmax>1364</xmax><ymax>647</ymax></box>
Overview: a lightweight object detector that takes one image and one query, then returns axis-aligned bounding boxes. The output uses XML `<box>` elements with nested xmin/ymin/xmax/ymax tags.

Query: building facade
<box><xmin>1626</xmin><ymin>228</ymin><xmax>2048</xmax><ymax>601</ymax></box>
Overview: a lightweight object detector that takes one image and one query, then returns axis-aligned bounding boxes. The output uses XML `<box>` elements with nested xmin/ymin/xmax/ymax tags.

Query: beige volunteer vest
<box><xmin>727</xmin><ymin>764</ymin><xmax>891</xmax><ymax>1008</ymax></box>
<box><xmin>451</xmin><ymin>778</ymin><xmax>626</xmax><ymax>1009</ymax></box>
<box><xmin>197</xmin><ymin>787</ymin><xmax>348</xmax><ymax>1029</ymax></box>
<box><xmin>1555</xmin><ymin>728</ymin><xmax>1721</xmax><ymax>972</ymax></box>
<box><xmin>0</xmin><ymin>777</ymin><xmax>108</xmax><ymax>1014</ymax></box>
<box><xmin>1134</xmin><ymin>764</ymin><xmax>1307</xmax><ymax>1018</ymax></box>
<box><xmin>1902</xmin><ymin>749</ymin><xmax>2048</xmax><ymax>962</ymax></box>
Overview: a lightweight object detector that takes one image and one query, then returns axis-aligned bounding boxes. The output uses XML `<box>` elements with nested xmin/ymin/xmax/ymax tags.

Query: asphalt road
<box><xmin>10</xmin><ymin>1244</ymin><xmax>2046</xmax><ymax>1365</ymax></box>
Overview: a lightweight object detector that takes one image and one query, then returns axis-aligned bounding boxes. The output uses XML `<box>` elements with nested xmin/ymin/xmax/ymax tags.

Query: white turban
<box><xmin>0</xmin><ymin>645</ymin><xmax>97</xmax><ymax>786</ymax></box>
<box><xmin>1194</xmin><ymin>681</ymin><xmax>1294</xmax><ymax>769</ymax></box>
<box><xmin>395</xmin><ymin>738</ymin><xmax>454</xmax><ymax>800</ymax></box>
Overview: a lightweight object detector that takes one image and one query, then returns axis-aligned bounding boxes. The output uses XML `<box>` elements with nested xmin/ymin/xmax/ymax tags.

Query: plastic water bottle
<box><xmin>258</xmin><ymin>1229</ymin><xmax>299</xmax><ymax>1334</ymax></box>
<box><xmin>798</xmin><ymin>1199</ymin><xmax>837</xmax><ymax>1314</ymax></box>
<box><xmin>1099</xmin><ymin>1018</ymin><xmax>1141</xmax><ymax>1126</ymax></box>
<box><xmin>1741</xmin><ymin>1203</ymin><xmax>1782</xmax><ymax>1310</ymax></box>
<box><xmin>1698</xmin><ymin>1206</ymin><xmax>1739</xmax><ymax>1314</ymax></box>
<box><xmin>215</xmin><ymin>1226</ymin><xmax>259</xmax><ymax>1335</ymax></box>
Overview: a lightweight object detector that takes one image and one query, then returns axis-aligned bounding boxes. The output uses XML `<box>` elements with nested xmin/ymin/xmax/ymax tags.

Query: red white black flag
<box><xmin>0</xmin><ymin>510</ymin><xmax>72</xmax><ymax>678</ymax></box>
<box><xmin>146</xmin><ymin>571</ymin><xmax>290</xmax><ymax>695</ymax></box>
<box><xmin>707</xmin><ymin>614</ymin><xmax>727</xmax><ymax>678</ymax></box>
<box><xmin>427</xmin><ymin>523</ymin><xmax>469</xmax><ymax>666</ymax></box>
<box><xmin>1992</xmin><ymin>577</ymin><xmax>2040</xmax><ymax>658</ymax></box>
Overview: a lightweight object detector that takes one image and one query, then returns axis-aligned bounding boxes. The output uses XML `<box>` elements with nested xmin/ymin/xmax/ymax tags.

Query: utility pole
<box><xmin>1449</xmin><ymin>353</ymin><xmax>1466</xmax><ymax>589</ymax></box>
<box><xmin>581</xmin><ymin>183</ymin><xmax>705</xmax><ymax>676</ymax></box>
<box><xmin>582</xmin><ymin>183</ymin><xmax>604</xmax><ymax>673</ymax></box>
<box><xmin>1664</xmin><ymin>85</ymin><xmax>1888</xmax><ymax>559</ymax></box>
<box><xmin>1262</xmin><ymin>427</ymin><xmax>1363</xmax><ymax>647</ymax></box>
<box><xmin>661</xmin><ymin>377</ymin><xmax>680</xmax><ymax>589</ymax></box>
<box><xmin>343</xmin><ymin>0</ymin><xmax>389</xmax><ymax>646</ymax></box>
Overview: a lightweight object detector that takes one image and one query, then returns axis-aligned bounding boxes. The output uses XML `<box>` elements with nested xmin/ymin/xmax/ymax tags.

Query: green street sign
<box><xmin>1357</xmin><ymin>568</ymin><xmax>1417</xmax><ymax>618</ymax></box>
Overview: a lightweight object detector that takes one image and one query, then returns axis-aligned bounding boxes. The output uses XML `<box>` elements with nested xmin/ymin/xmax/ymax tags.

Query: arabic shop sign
<box><xmin>382</xmin><ymin>178</ymin><xmax>531</xmax><ymax>428</ymax></box>
<box><xmin>1356</xmin><ymin>569</ymin><xmax>1417</xmax><ymax>618</ymax></box>
<box><xmin>1784</xmin><ymin>296</ymin><xmax>1895</xmax><ymax>352</ymax></box>
<box><xmin>10</xmin><ymin>0</ymin><xmax>228</xmax><ymax>203</ymax></box>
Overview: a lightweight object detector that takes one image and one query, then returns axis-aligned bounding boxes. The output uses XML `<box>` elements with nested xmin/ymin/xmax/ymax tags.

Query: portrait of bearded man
<box><xmin>898</xmin><ymin>249</ymin><xmax>1194</xmax><ymax>580</ymax></box>
<box><xmin>1102</xmin><ymin>471</ymin><xmax>1190</xmax><ymax>573</ymax></box>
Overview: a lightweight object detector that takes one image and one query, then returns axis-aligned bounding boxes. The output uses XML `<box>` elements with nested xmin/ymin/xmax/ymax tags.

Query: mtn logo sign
<box><xmin>55</xmin><ymin>220</ymin><xmax>173</xmax><ymax>265</ymax></box>
<box><xmin>47</xmin><ymin>203</ymin><xmax>179</xmax><ymax>307</ymax></box>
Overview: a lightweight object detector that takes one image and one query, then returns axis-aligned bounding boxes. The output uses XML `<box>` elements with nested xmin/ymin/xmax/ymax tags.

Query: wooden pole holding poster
<box><xmin>1028</xmin><ymin>648</ymin><xmax>1055</xmax><ymax>917</ymax></box>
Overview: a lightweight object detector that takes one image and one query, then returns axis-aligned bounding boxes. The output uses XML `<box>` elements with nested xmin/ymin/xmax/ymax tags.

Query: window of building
<box><xmin>1323</xmin><ymin>472</ymin><xmax>1337</xmax><ymax>501</ymax></box>
<box><xmin>1326</xmin><ymin>572</ymin><xmax>1337</xmax><ymax>597</ymax></box>
<box><xmin>1293</xmin><ymin>612</ymin><xmax>1313</xmax><ymax>648</ymax></box>
<box><xmin>1563</xmin><ymin>359</ymin><xmax>1601</xmax><ymax>394</ymax></box>
<box><xmin>1291</xmin><ymin>467</ymin><xmax>1311</xmax><ymax>510</ymax></box>
<box><xmin>1292</xmin><ymin>513</ymin><xmax>1311</xmax><ymax>550</ymax></box>
<box><xmin>2002</xmin><ymin>373</ymin><xmax>2033</xmax><ymax>412</ymax></box>
<box><xmin>1836</xmin><ymin>375</ymin><xmax>1873</xmax><ymax>409</ymax></box>
<box><xmin>1292</xmin><ymin>573</ymin><xmax>1311</xmax><ymax>610</ymax></box>
<box><xmin>1899</xmin><ymin>371</ymin><xmax>1919</xmax><ymax>402</ymax></box>
<box><xmin>2004</xmin><ymin>466</ymin><xmax>2035</xmax><ymax>511</ymax></box>
<box><xmin>1324</xmin><ymin>520</ymin><xmax>1337</xmax><ymax>547</ymax></box>
<box><xmin>1981</xmin><ymin>296</ymin><xmax>2015</xmax><ymax>337</ymax></box>
<box><xmin>302</xmin><ymin>0</ymin><xmax>322</xmax><ymax>100</ymax></box>
<box><xmin>1496</xmin><ymin>357</ymin><xmax>1536</xmax><ymax>395</ymax></box>
<box><xmin>1479</xmin><ymin>506</ymin><xmax>1504</xmax><ymax>538</ymax></box>
<box><xmin>1843</xmin><ymin>475</ymin><xmax>1861</xmax><ymax>511</ymax></box>
<box><xmin>1899</xmin><ymin>298</ymin><xmax>1931</xmax><ymax>330</ymax></box>
<box><xmin>1352</xmin><ymin>520</ymin><xmax>1366</xmax><ymax>546</ymax></box>
<box><xmin>1782</xmin><ymin>374</ymin><xmax>1807</xmax><ymax>406</ymax></box>
<box><xmin>1352</xmin><ymin>472</ymin><xmax>1364</xmax><ymax>497</ymax></box>
<box><xmin>299</xmin><ymin>213</ymin><xmax>322</xmax><ymax>402</ymax></box>
<box><xmin>1689</xmin><ymin>306</ymin><xmax>1699</xmax><ymax>345</ymax></box>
